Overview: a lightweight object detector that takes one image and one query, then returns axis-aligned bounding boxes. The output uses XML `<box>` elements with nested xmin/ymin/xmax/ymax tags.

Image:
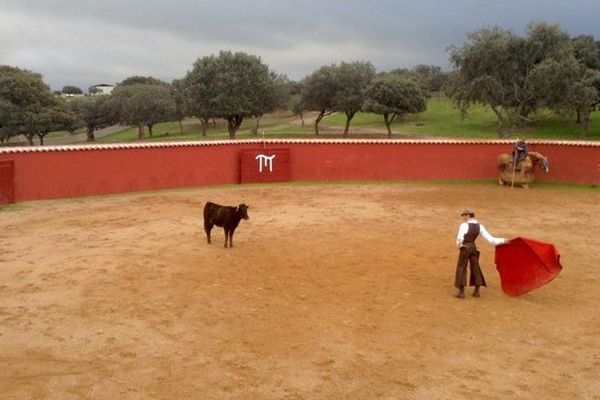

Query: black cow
<box><xmin>203</xmin><ymin>202</ymin><xmax>250</xmax><ymax>248</ymax></box>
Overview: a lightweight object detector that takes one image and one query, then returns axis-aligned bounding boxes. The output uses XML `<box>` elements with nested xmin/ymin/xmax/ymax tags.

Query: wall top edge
<box><xmin>1</xmin><ymin>138</ymin><xmax>599</xmax><ymax>154</ymax></box>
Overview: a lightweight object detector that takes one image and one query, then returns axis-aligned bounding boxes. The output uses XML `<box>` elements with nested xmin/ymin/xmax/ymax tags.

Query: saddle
<box><xmin>504</xmin><ymin>156</ymin><xmax>531</xmax><ymax>172</ymax></box>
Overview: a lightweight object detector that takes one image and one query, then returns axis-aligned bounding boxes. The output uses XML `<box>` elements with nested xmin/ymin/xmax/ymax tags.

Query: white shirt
<box><xmin>456</xmin><ymin>218</ymin><xmax>506</xmax><ymax>247</ymax></box>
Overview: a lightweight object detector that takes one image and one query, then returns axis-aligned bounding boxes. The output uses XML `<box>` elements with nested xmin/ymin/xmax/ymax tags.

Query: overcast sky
<box><xmin>2</xmin><ymin>0</ymin><xmax>599</xmax><ymax>92</ymax></box>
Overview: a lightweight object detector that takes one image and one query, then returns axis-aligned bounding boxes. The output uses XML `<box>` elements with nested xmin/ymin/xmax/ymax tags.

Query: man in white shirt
<box><xmin>454</xmin><ymin>208</ymin><xmax>507</xmax><ymax>298</ymax></box>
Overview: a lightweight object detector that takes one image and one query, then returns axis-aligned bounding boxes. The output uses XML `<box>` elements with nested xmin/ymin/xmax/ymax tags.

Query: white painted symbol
<box><xmin>255</xmin><ymin>154</ymin><xmax>276</xmax><ymax>172</ymax></box>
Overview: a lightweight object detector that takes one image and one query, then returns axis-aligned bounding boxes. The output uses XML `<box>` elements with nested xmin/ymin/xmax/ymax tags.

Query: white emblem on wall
<box><xmin>255</xmin><ymin>154</ymin><xmax>276</xmax><ymax>172</ymax></box>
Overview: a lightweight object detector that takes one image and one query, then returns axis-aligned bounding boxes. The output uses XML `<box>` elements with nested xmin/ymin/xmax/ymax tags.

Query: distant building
<box><xmin>61</xmin><ymin>93</ymin><xmax>85</xmax><ymax>98</ymax></box>
<box><xmin>90</xmin><ymin>84</ymin><xmax>115</xmax><ymax>96</ymax></box>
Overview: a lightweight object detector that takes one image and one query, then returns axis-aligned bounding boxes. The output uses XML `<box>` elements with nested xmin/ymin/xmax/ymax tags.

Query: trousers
<box><xmin>454</xmin><ymin>243</ymin><xmax>487</xmax><ymax>288</ymax></box>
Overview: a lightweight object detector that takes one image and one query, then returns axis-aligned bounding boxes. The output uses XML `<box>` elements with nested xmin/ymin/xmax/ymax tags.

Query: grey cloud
<box><xmin>1</xmin><ymin>0</ymin><xmax>599</xmax><ymax>91</ymax></box>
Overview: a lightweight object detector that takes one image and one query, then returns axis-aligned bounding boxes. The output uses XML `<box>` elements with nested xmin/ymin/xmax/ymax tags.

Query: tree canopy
<box><xmin>0</xmin><ymin>65</ymin><xmax>74</xmax><ymax>144</ymax></box>
<box><xmin>69</xmin><ymin>96</ymin><xmax>113</xmax><ymax>142</ymax></box>
<box><xmin>250</xmin><ymin>72</ymin><xmax>291</xmax><ymax>135</ymax></box>
<box><xmin>301</xmin><ymin>64</ymin><xmax>338</xmax><ymax>135</ymax></box>
<box><xmin>447</xmin><ymin>23</ymin><xmax>592</xmax><ymax>137</ymax></box>
<box><xmin>61</xmin><ymin>85</ymin><xmax>83</xmax><ymax>95</ymax></box>
<box><xmin>390</xmin><ymin>65</ymin><xmax>447</xmax><ymax>94</ymax></box>
<box><xmin>119</xmin><ymin>76</ymin><xmax>167</xmax><ymax>87</ymax></box>
<box><xmin>302</xmin><ymin>61</ymin><xmax>376</xmax><ymax>136</ymax></box>
<box><xmin>27</xmin><ymin>104</ymin><xmax>80</xmax><ymax>145</ymax></box>
<box><xmin>363</xmin><ymin>74</ymin><xmax>428</xmax><ymax>137</ymax></box>
<box><xmin>332</xmin><ymin>61</ymin><xmax>376</xmax><ymax>136</ymax></box>
<box><xmin>110</xmin><ymin>84</ymin><xmax>176</xmax><ymax>138</ymax></box>
<box><xmin>184</xmin><ymin>51</ymin><xmax>279</xmax><ymax>139</ymax></box>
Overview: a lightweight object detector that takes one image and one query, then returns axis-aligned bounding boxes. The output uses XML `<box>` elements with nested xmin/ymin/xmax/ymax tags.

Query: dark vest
<box><xmin>463</xmin><ymin>223</ymin><xmax>480</xmax><ymax>244</ymax></box>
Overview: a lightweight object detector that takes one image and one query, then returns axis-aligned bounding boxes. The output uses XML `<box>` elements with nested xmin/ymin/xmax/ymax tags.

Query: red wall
<box><xmin>241</xmin><ymin>148</ymin><xmax>291</xmax><ymax>183</ymax></box>
<box><xmin>1</xmin><ymin>139</ymin><xmax>598</xmax><ymax>204</ymax></box>
<box><xmin>0</xmin><ymin>142</ymin><xmax>246</xmax><ymax>203</ymax></box>
<box><xmin>0</xmin><ymin>160</ymin><xmax>15</xmax><ymax>204</ymax></box>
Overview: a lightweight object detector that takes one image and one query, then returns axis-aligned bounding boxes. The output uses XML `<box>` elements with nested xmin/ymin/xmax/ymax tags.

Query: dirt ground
<box><xmin>1</xmin><ymin>182</ymin><xmax>599</xmax><ymax>399</ymax></box>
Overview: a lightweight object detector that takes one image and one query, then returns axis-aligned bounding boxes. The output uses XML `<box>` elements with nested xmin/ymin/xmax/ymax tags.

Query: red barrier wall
<box><xmin>1</xmin><ymin>139</ymin><xmax>598</xmax><ymax>204</ymax></box>
<box><xmin>0</xmin><ymin>142</ymin><xmax>247</xmax><ymax>203</ymax></box>
<box><xmin>0</xmin><ymin>160</ymin><xmax>15</xmax><ymax>204</ymax></box>
<box><xmin>241</xmin><ymin>148</ymin><xmax>291</xmax><ymax>183</ymax></box>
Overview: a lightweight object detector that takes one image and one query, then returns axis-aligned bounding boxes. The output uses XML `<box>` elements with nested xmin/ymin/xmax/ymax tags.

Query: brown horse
<box><xmin>497</xmin><ymin>151</ymin><xmax>549</xmax><ymax>189</ymax></box>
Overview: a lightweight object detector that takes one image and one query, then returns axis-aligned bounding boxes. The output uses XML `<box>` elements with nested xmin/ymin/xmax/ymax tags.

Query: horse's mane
<box><xmin>528</xmin><ymin>151</ymin><xmax>547</xmax><ymax>161</ymax></box>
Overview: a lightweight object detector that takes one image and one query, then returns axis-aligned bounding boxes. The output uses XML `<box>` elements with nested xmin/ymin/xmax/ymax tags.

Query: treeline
<box><xmin>447</xmin><ymin>22</ymin><xmax>600</xmax><ymax>137</ymax></box>
<box><xmin>1</xmin><ymin>21</ymin><xmax>599</xmax><ymax>145</ymax></box>
<box><xmin>0</xmin><ymin>53</ymin><xmax>442</xmax><ymax>145</ymax></box>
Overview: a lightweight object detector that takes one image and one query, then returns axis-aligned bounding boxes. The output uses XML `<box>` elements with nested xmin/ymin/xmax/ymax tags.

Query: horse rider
<box><xmin>512</xmin><ymin>138</ymin><xmax>529</xmax><ymax>166</ymax></box>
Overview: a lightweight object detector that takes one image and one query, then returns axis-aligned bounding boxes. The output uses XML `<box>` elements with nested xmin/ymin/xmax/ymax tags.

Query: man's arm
<box><xmin>479</xmin><ymin>224</ymin><xmax>506</xmax><ymax>245</ymax></box>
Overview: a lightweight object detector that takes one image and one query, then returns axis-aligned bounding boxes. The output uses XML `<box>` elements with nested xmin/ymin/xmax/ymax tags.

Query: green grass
<box><xmin>303</xmin><ymin>98</ymin><xmax>500</xmax><ymax>137</ymax></box>
<box><xmin>92</xmin><ymin>97</ymin><xmax>600</xmax><ymax>144</ymax></box>
<box><xmin>319</xmin><ymin>97</ymin><xmax>600</xmax><ymax>139</ymax></box>
<box><xmin>0</xmin><ymin>203</ymin><xmax>25</xmax><ymax>212</ymax></box>
<box><xmin>46</xmin><ymin>127</ymin><xmax>87</xmax><ymax>139</ymax></box>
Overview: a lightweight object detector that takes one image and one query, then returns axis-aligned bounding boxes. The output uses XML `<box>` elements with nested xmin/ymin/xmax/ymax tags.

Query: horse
<box><xmin>497</xmin><ymin>151</ymin><xmax>549</xmax><ymax>189</ymax></box>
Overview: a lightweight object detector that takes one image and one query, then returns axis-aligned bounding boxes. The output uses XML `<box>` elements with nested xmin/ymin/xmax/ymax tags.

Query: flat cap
<box><xmin>461</xmin><ymin>208</ymin><xmax>475</xmax><ymax>216</ymax></box>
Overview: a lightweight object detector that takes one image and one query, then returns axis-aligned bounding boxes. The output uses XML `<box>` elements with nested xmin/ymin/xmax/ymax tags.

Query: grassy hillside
<box><xmin>96</xmin><ymin>97</ymin><xmax>600</xmax><ymax>143</ymax></box>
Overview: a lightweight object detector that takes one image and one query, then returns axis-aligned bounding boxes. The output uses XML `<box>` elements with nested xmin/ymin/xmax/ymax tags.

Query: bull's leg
<box><xmin>229</xmin><ymin>227</ymin><xmax>238</xmax><ymax>248</ymax></box>
<box><xmin>204</xmin><ymin>222</ymin><xmax>213</xmax><ymax>244</ymax></box>
<box><xmin>223</xmin><ymin>228</ymin><xmax>230</xmax><ymax>248</ymax></box>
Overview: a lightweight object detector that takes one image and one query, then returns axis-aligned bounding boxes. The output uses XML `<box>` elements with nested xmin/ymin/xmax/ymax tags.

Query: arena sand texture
<box><xmin>1</xmin><ymin>182</ymin><xmax>599</xmax><ymax>399</ymax></box>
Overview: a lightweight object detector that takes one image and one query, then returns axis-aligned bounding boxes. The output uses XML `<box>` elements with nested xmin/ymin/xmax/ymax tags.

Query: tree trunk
<box><xmin>490</xmin><ymin>105</ymin><xmax>507</xmax><ymax>138</ymax></box>
<box><xmin>314</xmin><ymin>111</ymin><xmax>325</xmax><ymax>135</ymax></box>
<box><xmin>343</xmin><ymin>111</ymin><xmax>355</xmax><ymax>137</ymax></box>
<box><xmin>86</xmin><ymin>126</ymin><xmax>96</xmax><ymax>142</ymax></box>
<box><xmin>251</xmin><ymin>115</ymin><xmax>262</xmax><ymax>135</ymax></box>
<box><xmin>580</xmin><ymin>109</ymin><xmax>591</xmax><ymax>136</ymax></box>
<box><xmin>179</xmin><ymin>119</ymin><xmax>184</xmax><ymax>134</ymax></box>
<box><xmin>384</xmin><ymin>113</ymin><xmax>397</xmax><ymax>137</ymax></box>
<box><xmin>25</xmin><ymin>134</ymin><xmax>34</xmax><ymax>146</ymax></box>
<box><xmin>137</xmin><ymin>124</ymin><xmax>145</xmax><ymax>139</ymax></box>
<box><xmin>37</xmin><ymin>134</ymin><xmax>45</xmax><ymax>146</ymax></box>
<box><xmin>200</xmin><ymin>117</ymin><xmax>209</xmax><ymax>136</ymax></box>
<box><xmin>299</xmin><ymin>112</ymin><xmax>305</xmax><ymax>128</ymax></box>
<box><xmin>517</xmin><ymin>102</ymin><xmax>529</xmax><ymax>122</ymax></box>
<box><xmin>576</xmin><ymin>111</ymin><xmax>582</xmax><ymax>124</ymax></box>
<box><xmin>147</xmin><ymin>124</ymin><xmax>153</xmax><ymax>138</ymax></box>
<box><xmin>227</xmin><ymin>121</ymin><xmax>235</xmax><ymax>139</ymax></box>
<box><xmin>227</xmin><ymin>115</ymin><xmax>243</xmax><ymax>139</ymax></box>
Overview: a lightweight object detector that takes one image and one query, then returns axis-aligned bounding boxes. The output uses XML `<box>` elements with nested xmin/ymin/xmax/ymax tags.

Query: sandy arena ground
<box><xmin>1</xmin><ymin>182</ymin><xmax>599</xmax><ymax>399</ymax></box>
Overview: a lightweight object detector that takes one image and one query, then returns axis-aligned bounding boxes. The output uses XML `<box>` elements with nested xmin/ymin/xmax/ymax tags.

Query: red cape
<box><xmin>494</xmin><ymin>237</ymin><xmax>563</xmax><ymax>297</ymax></box>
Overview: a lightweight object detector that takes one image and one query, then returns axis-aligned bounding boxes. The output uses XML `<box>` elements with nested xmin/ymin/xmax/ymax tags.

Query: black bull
<box><xmin>203</xmin><ymin>202</ymin><xmax>249</xmax><ymax>248</ymax></box>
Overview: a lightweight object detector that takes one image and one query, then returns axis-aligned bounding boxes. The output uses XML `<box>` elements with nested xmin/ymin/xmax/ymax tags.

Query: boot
<box><xmin>455</xmin><ymin>287</ymin><xmax>465</xmax><ymax>299</ymax></box>
<box><xmin>472</xmin><ymin>286</ymin><xmax>480</xmax><ymax>297</ymax></box>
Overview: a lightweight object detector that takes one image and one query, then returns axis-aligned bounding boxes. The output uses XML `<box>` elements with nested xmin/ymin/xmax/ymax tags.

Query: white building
<box><xmin>90</xmin><ymin>84</ymin><xmax>115</xmax><ymax>96</ymax></box>
<box><xmin>61</xmin><ymin>93</ymin><xmax>85</xmax><ymax>98</ymax></box>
